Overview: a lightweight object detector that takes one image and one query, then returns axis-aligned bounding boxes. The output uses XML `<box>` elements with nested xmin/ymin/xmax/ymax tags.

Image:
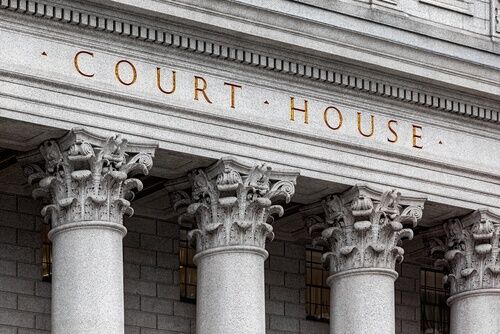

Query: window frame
<box><xmin>41</xmin><ymin>222</ymin><xmax>52</xmax><ymax>282</ymax></box>
<box><xmin>305</xmin><ymin>247</ymin><xmax>330</xmax><ymax>322</ymax></box>
<box><xmin>420</xmin><ymin>267</ymin><xmax>450</xmax><ymax>334</ymax></box>
<box><xmin>179</xmin><ymin>227</ymin><xmax>197</xmax><ymax>304</ymax></box>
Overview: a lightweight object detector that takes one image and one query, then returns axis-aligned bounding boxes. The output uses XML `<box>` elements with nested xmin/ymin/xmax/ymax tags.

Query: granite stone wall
<box><xmin>0</xmin><ymin>192</ymin><xmax>422</xmax><ymax>334</ymax></box>
<box><xmin>0</xmin><ymin>192</ymin><xmax>50</xmax><ymax>334</ymax></box>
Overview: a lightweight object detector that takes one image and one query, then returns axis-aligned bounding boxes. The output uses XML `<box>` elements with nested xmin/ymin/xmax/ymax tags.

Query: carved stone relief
<box><xmin>177</xmin><ymin>159</ymin><xmax>298</xmax><ymax>252</ymax></box>
<box><xmin>434</xmin><ymin>210</ymin><xmax>500</xmax><ymax>295</ymax></box>
<box><xmin>22</xmin><ymin>128</ymin><xmax>156</xmax><ymax>228</ymax></box>
<box><xmin>307</xmin><ymin>185</ymin><xmax>425</xmax><ymax>274</ymax></box>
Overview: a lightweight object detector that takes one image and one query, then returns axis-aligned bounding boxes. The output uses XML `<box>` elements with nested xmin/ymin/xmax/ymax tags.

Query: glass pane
<box><xmin>311</xmin><ymin>269</ymin><xmax>322</xmax><ymax>286</ymax></box>
<box><xmin>178</xmin><ymin>228</ymin><xmax>197</xmax><ymax>302</ymax></box>
<box><xmin>305</xmin><ymin>248</ymin><xmax>330</xmax><ymax>321</ymax></box>
<box><xmin>420</xmin><ymin>269</ymin><xmax>450</xmax><ymax>334</ymax></box>
<box><xmin>179</xmin><ymin>248</ymin><xmax>187</xmax><ymax>265</ymax></box>
<box><xmin>187</xmin><ymin>285</ymin><xmax>196</xmax><ymax>299</ymax></box>
<box><xmin>426</xmin><ymin>271</ymin><xmax>436</xmax><ymax>288</ymax></box>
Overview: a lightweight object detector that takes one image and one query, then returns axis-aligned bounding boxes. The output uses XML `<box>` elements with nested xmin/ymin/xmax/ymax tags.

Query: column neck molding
<box><xmin>19</xmin><ymin>127</ymin><xmax>157</xmax><ymax>228</ymax></box>
<box><xmin>434</xmin><ymin>209</ymin><xmax>500</xmax><ymax>296</ymax></box>
<box><xmin>307</xmin><ymin>184</ymin><xmax>425</xmax><ymax>274</ymax></box>
<box><xmin>326</xmin><ymin>267</ymin><xmax>399</xmax><ymax>284</ymax></box>
<box><xmin>193</xmin><ymin>245</ymin><xmax>269</xmax><ymax>264</ymax></box>
<box><xmin>176</xmin><ymin>157</ymin><xmax>298</xmax><ymax>253</ymax></box>
<box><xmin>0</xmin><ymin>1</ymin><xmax>498</xmax><ymax>124</ymax></box>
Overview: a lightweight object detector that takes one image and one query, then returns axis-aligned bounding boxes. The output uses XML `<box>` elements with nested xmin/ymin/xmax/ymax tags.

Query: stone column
<box><xmin>24</xmin><ymin>128</ymin><xmax>156</xmax><ymax>334</ymax></box>
<box><xmin>176</xmin><ymin>158</ymin><xmax>298</xmax><ymax>334</ymax></box>
<box><xmin>307</xmin><ymin>185</ymin><xmax>425</xmax><ymax>334</ymax></box>
<box><xmin>439</xmin><ymin>210</ymin><xmax>500</xmax><ymax>334</ymax></box>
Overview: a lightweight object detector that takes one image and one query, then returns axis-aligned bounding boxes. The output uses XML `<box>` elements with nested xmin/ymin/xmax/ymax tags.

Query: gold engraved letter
<box><xmin>387</xmin><ymin>120</ymin><xmax>398</xmax><ymax>143</ymax></box>
<box><xmin>194</xmin><ymin>76</ymin><xmax>213</xmax><ymax>104</ymax></box>
<box><xmin>290</xmin><ymin>97</ymin><xmax>309</xmax><ymax>124</ymax></box>
<box><xmin>73</xmin><ymin>51</ymin><xmax>94</xmax><ymax>78</ymax></box>
<box><xmin>412</xmin><ymin>125</ymin><xmax>423</xmax><ymax>149</ymax></box>
<box><xmin>357</xmin><ymin>112</ymin><xmax>375</xmax><ymax>137</ymax></box>
<box><xmin>323</xmin><ymin>106</ymin><xmax>343</xmax><ymax>130</ymax></box>
<box><xmin>115</xmin><ymin>60</ymin><xmax>137</xmax><ymax>86</ymax></box>
<box><xmin>156</xmin><ymin>68</ymin><xmax>176</xmax><ymax>95</ymax></box>
<box><xmin>224</xmin><ymin>82</ymin><xmax>242</xmax><ymax>109</ymax></box>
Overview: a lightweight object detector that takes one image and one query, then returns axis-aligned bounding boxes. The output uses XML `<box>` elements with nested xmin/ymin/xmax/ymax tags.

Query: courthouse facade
<box><xmin>0</xmin><ymin>0</ymin><xmax>499</xmax><ymax>333</ymax></box>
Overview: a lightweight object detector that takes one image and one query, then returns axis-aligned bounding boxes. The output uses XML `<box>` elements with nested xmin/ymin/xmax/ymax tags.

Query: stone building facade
<box><xmin>0</xmin><ymin>0</ymin><xmax>499</xmax><ymax>333</ymax></box>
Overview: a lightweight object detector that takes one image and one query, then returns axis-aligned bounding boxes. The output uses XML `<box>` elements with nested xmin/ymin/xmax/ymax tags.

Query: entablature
<box><xmin>0</xmin><ymin>1</ymin><xmax>499</xmax><ymax>215</ymax></box>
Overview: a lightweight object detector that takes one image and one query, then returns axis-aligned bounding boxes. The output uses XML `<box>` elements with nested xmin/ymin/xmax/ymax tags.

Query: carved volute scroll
<box><xmin>21</xmin><ymin>128</ymin><xmax>156</xmax><ymax>228</ymax></box>
<box><xmin>177</xmin><ymin>158</ymin><xmax>298</xmax><ymax>253</ymax></box>
<box><xmin>307</xmin><ymin>185</ymin><xmax>425</xmax><ymax>275</ymax></box>
<box><xmin>436</xmin><ymin>210</ymin><xmax>500</xmax><ymax>296</ymax></box>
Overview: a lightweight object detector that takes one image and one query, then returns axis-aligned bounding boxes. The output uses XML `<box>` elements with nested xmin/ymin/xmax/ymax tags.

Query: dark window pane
<box><xmin>179</xmin><ymin>227</ymin><xmax>197</xmax><ymax>303</ymax></box>
<box><xmin>420</xmin><ymin>268</ymin><xmax>450</xmax><ymax>334</ymax></box>
<box><xmin>305</xmin><ymin>248</ymin><xmax>330</xmax><ymax>322</ymax></box>
<box><xmin>41</xmin><ymin>223</ymin><xmax>52</xmax><ymax>282</ymax></box>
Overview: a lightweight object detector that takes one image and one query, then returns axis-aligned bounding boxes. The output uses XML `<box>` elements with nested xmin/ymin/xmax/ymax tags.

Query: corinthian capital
<box><xmin>21</xmin><ymin>128</ymin><xmax>156</xmax><ymax>228</ymax></box>
<box><xmin>439</xmin><ymin>209</ymin><xmax>500</xmax><ymax>295</ymax></box>
<box><xmin>178</xmin><ymin>158</ymin><xmax>298</xmax><ymax>252</ymax></box>
<box><xmin>307</xmin><ymin>184</ymin><xmax>425</xmax><ymax>274</ymax></box>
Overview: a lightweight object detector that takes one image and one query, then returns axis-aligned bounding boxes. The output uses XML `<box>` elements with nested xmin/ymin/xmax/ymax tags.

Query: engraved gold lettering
<box><xmin>73</xmin><ymin>51</ymin><xmax>94</xmax><ymax>78</ymax></box>
<box><xmin>357</xmin><ymin>112</ymin><xmax>375</xmax><ymax>137</ymax></box>
<box><xmin>412</xmin><ymin>125</ymin><xmax>423</xmax><ymax>149</ymax></box>
<box><xmin>323</xmin><ymin>106</ymin><xmax>343</xmax><ymax>130</ymax></box>
<box><xmin>115</xmin><ymin>60</ymin><xmax>137</xmax><ymax>86</ymax></box>
<box><xmin>156</xmin><ymin>68</ymin><xmax>176</xmax><ymax>94</ymax></box>
<box><xmin>194</xmin><ymin>76</ymin><xmax>213</xmax><ymax>103</ymax></box>
<box><xmin>387</xmin><ymin>120</ymin><xmax>398</xmax><ymax>143</ymax></box>
<box><xmin>224</xmin><ymin>82</ymin><xmax>242</xmax><ymax>109</ymax></box>
<box><xmin>290</xmin><ymin>97</ymin><xmax>308</xmax><ymax>124</ymax></box>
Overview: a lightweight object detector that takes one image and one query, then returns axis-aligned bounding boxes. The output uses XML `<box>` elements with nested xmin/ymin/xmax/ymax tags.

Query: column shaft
<box><xmin>50</xmin><ymin>221</ymin><xmax>127</xmax><ymax>334</ymax></box>
<box><xmin>177</xmin><ymin>159</ymin><xmax>297</xmax><ymax>334</ymax></box>
<box><xmin>448</xmin><ymin>290</ymin><xmax>500</xmax><ymax>334</ymax></box>
<box><xmin>195</xmin><ymin>246</ymin><xmax>267</xmax><ymax>334</ymax></box>
<box><xmin>23</xmin><ymin>129</ymin><xmax>155</xmax><ymax>334</ymax></box>
<box><xmin>328</xmin><ymin>268</ymin><xmax>397</xmax><ymax>334</ymax></box>
<box><xmin>307</xmin><ymin>186</ymin><xmax>424</xmax><ymax>334</ymax></box>
<box><xmin>439</xmin><ymin>212</ymin><xmax>500</xmax><ymax>334</ymax></box>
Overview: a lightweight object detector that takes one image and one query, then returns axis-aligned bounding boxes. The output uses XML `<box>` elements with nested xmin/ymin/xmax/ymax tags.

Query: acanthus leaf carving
<box><xmin>24</xmin><ymin>129</ymin><xmax>155</xmax><ymax>228</ymax></box>
<box><xmin>440</xmin><ymin>211</ymin><xmax>500</xmax><ymax>295</ymax></box>
<box><xmin>307</xmin><ymin>185</ymin><xmax>425</xmax><ymax>274</ymax></box>
<box><xmin>177</xmin><ymin>159</ymin><xmax>298</xmax><ymax>252</ymax></box>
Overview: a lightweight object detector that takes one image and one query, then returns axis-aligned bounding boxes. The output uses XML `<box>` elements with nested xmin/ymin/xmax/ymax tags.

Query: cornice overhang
<box><xmin>0</xmin><ymin>0</ymin><xmax>499</xmax><ymax>124</ymax></box>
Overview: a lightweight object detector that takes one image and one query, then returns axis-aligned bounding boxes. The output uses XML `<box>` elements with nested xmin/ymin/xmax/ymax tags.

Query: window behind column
<box><xmin>305</xmin><ymin>247</ymin><xmax>330</xmax><ymax>322</ymax></box>
<box><xmin>179</xmin><ymin>227</ymin><xmax>197</xmax><ymax>303</ymax></box>
<box><xmin>41</xmin><ymin>222</ymin><xmax>52</xmax><ymax>282</ymax></box>
<box><xmin>420</xmin><ymin>268</ymin><xmax>449</xmax><ymax>334</ymax></box>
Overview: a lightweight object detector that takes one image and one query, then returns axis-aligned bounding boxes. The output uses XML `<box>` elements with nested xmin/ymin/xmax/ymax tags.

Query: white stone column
<box><xmin>177</xmin><ymin>159</ymin><xmax>297</xmax><ymax>334</ymax></box>
<box><xmin>439</xmin><ymin>210</ymin><xmax>500</xmax><ymax>334</ymax></box>
<box><xmin>307</xmin><ymin>185</ymin><xmax>425</xmax><ymax>334</ymax></box>
<box><xmin>25</xmin><ymin>128</ymin><xmax>155</xmax><ymax>334</ymax></box>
